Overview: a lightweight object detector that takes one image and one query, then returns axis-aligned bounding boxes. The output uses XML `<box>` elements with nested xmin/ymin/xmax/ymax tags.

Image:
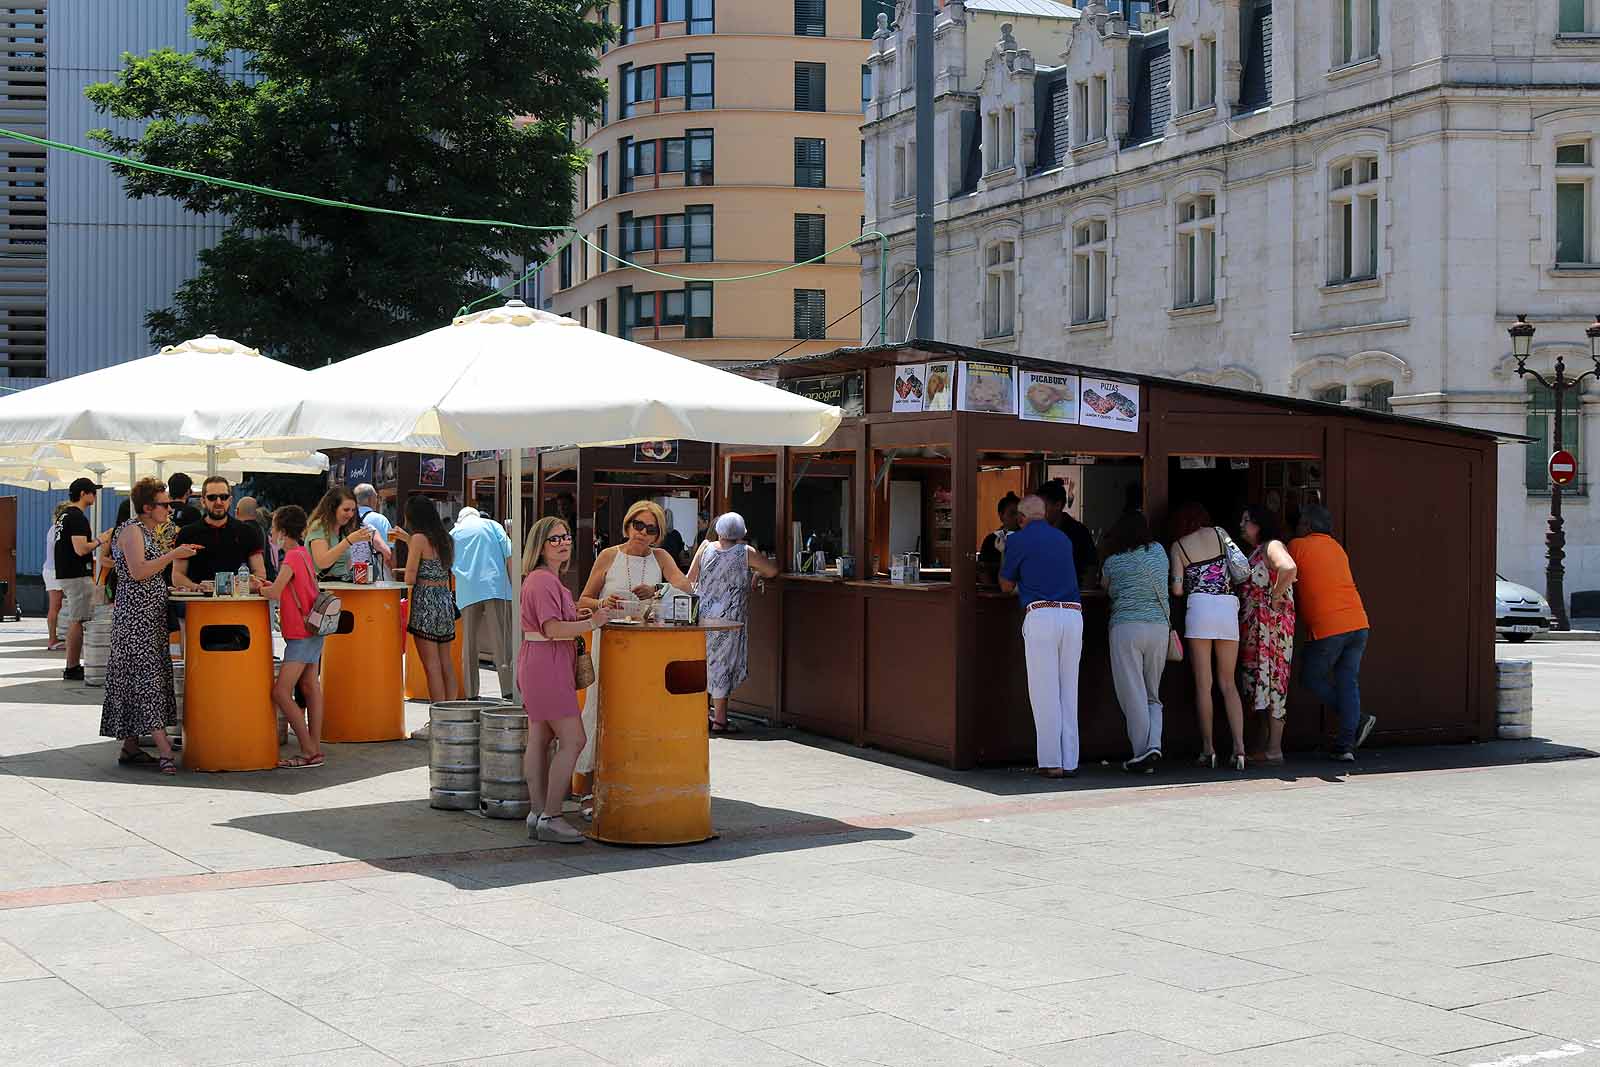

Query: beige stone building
<box><xmin>541</xmin><ymin>1</ymin><xmax>878</xmax><ymax>365</ymax></box>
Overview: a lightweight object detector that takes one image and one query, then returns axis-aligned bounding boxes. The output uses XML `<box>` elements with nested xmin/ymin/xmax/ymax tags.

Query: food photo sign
<box><xmin>1078</xmin><ymin>376</ymin><xmax>1140</xmax><ymax>433</ymax></box>
<box><xmin>957</xmin><ymin>362</ymin><xmax>1018</xmax><ymax>415</ymax></box>
<box><xmin>1019</xmin><ymin>370</ymin><xmax>1080</xmax><ymax>424</ymax></box>
<box><xmin>923</xmin><ymin>361</ymin><xmax>954</xmax><ymax>411</ymax></box>
<box><xmin>892</xmin><ymin>364</ymin><xmax>926</xmax><ymax>413</ymax></box>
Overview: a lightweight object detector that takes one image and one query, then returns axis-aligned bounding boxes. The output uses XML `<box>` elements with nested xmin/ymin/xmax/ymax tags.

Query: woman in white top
<box><xmin>573</xmin><ymin>501</ymin><xmax>693</xmax><ymax>800</ymax></box>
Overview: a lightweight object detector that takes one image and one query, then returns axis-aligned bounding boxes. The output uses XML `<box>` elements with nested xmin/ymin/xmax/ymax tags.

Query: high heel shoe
<box><xmin>1195</xmin><ymin>752</ymin><xmax>1216</xmax><ymax>769</ymax></box>
<box><xmin>1231</xmin><ymin>753</ymin><xmax>1247</xmax><ymax>771</ymax></box>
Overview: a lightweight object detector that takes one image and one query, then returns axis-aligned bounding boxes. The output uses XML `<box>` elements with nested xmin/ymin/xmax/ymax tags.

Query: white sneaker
<box><xmin>533</xmin><ymin>815</ymin><xmax>586</xmax><ymax>844</ymax></box>
<box><xmin>410</xmin><ymin>723</ymin><xmax>430</xmax><ymax>741</ymax></box>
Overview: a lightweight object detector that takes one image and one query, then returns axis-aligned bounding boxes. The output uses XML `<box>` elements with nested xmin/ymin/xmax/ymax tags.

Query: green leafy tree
<box><xmin>86</xmin><ymin>0</ymin><xmax>609</xmax><ymax>367</ymax></box>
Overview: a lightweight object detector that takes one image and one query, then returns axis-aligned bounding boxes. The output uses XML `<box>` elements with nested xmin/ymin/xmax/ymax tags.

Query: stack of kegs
<box><xmin>479</xmin><ymin>708</ymin><xmax>532</xmax><ymax>820</ymax></box>
<box><xmin>82</xmin><ymin>603</ymin><xmax>114</xmax><ymax>686</ymax></box>
<box><xmin>1496</xmin><ymin>659</ymin><xmax>1533</xmax><ymax>740</ymax></box>
<box><xmin>168</xmin><ymin>656</ymin><xmax>185</xmax><ymax>748</ymax></box>
<box><xmin>428</xmin><ymin>700</ymin><xmax>495</xmax><ymax>810</ymax></box>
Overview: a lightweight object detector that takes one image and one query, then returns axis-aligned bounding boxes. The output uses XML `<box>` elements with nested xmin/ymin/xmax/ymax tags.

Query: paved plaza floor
<box><xmin>2</xmin><ymin>623</ymin><xmax>1599</xmax><ymax>1066</ymax></box>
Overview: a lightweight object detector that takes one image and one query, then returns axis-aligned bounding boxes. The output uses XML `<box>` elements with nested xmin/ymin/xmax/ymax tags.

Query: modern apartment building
<box><xmin>863</xmin><ymin>0</ymin><xmax>1600</xmax><ymax>604</ymax></box>
<box><xmin>544</xmin><ymin>0</ymin><xmax>879</xmax><ymax>364</ymax></box>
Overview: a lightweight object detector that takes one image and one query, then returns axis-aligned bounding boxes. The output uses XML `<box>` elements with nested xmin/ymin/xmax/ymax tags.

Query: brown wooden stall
<box><xmin>711</xmin><ymin>342</ymin><xmax>1504</xmax><ymax>769</ymax></box>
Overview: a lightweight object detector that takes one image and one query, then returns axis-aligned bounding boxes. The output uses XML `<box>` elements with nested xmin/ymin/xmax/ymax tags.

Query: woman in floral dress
<box><xmin>1237</xmin><ymin>503</ymin><xmax>1298</xmax><ymax>765</ymax></box>
<box><xmin>687</xmin><ymin>512</ymin><xmax>780</xmax><ymax>733</ymax></box>
<box><xmin>100</xmin><ymin>478</ymin><xmax>198</xmax><ymax>775</ymax></box>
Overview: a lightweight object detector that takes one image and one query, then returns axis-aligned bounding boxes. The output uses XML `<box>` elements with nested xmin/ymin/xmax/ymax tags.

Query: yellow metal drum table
<box><xmin>590</xmin><ymin>618</ymin><xmax>742</xmax><ymax>846</ymax></box>
<box><xmin>404</xmin><ymin>620</ymin><xmax>465</xmax><ymax>701</ymax></box>
<box><xmin>175</xmin><ymin>592</ymin><xmax>277</xmax><ymax>771</ymax></box>
<box><xmin>319</xmin><ymin>582</ymin><xmax>407</xmax><ymax>742</ymax></box>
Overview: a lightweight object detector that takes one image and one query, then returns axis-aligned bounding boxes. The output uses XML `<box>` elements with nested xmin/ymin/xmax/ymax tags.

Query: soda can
<box><xmin>352</xmin><ymin>561</ymin><xmax>370</xmax><ymax>585</ymax></box>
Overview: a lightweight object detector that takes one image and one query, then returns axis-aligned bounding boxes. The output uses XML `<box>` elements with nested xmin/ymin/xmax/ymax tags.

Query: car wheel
<box><xmin>1506</xmin><ymin>633</ymin><xmax>1533</xmax><ymax>644</ymax></box>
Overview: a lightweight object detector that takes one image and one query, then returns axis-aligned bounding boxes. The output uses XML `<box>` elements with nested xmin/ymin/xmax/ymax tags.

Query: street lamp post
<box><xmin>1507</xmin><ymin>314</ymin><xmax>1600</xmax><ymax>631</ymax></box>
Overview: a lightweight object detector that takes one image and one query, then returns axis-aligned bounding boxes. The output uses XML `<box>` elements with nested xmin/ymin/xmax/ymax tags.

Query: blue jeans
<box><xmin>1299</xmin><ymin>628</ymin><xmax>1369</xmax><ymax>749</ymax></box>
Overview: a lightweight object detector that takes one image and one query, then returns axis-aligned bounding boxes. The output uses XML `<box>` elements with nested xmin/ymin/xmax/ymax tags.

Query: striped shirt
<box><xmin>1102</xmin><ymin>542</ymin><xmax>1171</xmax><ymax>626</ymax></box>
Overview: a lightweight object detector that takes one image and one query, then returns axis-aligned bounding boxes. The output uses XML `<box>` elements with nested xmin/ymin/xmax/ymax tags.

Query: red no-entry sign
<box><xmin>1550</xmin><ymin>449</ymin><xmax>1578</xmax><ymax>486</ymax></box>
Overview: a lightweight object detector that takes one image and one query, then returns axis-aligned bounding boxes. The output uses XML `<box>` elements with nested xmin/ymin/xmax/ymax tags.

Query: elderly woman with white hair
<box><xmin>688</xmin><ymin>512</ymin><xmax>781</xmax><ymax>733</ymax></box>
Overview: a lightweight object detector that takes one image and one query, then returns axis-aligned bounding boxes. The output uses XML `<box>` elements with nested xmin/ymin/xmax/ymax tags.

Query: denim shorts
<box><xmin>282</xmin><ymin>636</ymin><xmax>325</xmax><ymax>664</ymax></box>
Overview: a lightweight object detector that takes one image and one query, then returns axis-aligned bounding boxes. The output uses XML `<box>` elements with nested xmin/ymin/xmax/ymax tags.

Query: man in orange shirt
<box><xmin>1288</xmin><ymin>504</ymin><xmax>1375</xmax><ymax>761</ymax></box>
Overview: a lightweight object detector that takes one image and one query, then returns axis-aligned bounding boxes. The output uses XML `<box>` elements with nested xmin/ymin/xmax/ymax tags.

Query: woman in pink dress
<box><xmin>519</xmin><ymin>515</ymin><xmax>614</xmax><ymax>843</ymax></box>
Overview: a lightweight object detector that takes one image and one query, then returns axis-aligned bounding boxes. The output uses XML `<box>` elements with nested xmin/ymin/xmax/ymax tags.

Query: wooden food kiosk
<box><xmin>710</xmin><ymin>342</ymin><xmax>1503</xmax><ymax>770</ymax></box>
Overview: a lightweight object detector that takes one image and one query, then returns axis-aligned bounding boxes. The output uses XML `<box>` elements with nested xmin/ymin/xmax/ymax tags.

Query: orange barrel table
<box><xmin>320</xmin><ymin>581</ymin><xmax>407</xmax><ymax>742</ymax></box>
<box><xmin>176</xmin><ymin>592</ymin><xmax>277</xmax><ymax>771</ymax></box>
<box><xmin>404</xmin><ymin>621</ymin><xmax>465</xmax><ymax>701</ymax></box>
<box><xmin>590</xmin><ymin>618</ymin><xmax>742</xmax><ymax>846</ymax></box>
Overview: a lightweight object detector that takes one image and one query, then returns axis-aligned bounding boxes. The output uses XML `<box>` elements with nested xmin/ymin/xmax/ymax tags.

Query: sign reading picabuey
<box><xmin>1549</xmin><ymin>449</ymin><xmax>1577</xmax><ymax>487</ymax></box>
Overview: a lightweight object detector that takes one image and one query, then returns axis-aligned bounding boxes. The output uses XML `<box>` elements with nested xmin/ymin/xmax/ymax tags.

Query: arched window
<box><xmin>1174</xmin><ymin>194</ymin><xmax>1217</xmax><ymax>308</ymax></box>
<box><xmin>1071</xmin><ymin>218</ymin><xmax>1109</xmax><ymax>324</ymax></box>
<box><xmin>1329</xmin><ymin>155</ymin><xmax>1380</xmax><ymax>284</ymax></box>
<box><xmin>983</xmin><ymin>240</ymin><xmax>1017</xmax><ymax>338</ymax></box>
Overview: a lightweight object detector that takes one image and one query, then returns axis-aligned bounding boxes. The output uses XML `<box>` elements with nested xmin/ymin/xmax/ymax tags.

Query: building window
<box><xmin>1177</xmin><ymin>44</ymin><xmax>1195</xmax><ymax>112</ymax></box>
<box><xmin>686</xmin><ymin>204</ymin><xmax>713</xmax><ymax>262</ymax></box>
<box><xmin>1560</xmin><ymin>0</ymin><xmax>1592</xmax><ymax>33</ymax></box>
<box><xmin>687</xmin><ymin>54</ymin><xmax>714</xmax><ymax>109</ymax></box>
<box><xmin>983</xmin><ymin>240</ymin><xmax>1017</xmax><ymax>338</ymax></box>
<box><xmin>598</xmin><ymin>297</ymin><xmax>608</xmax><ymax>335</ymax></box>
<box><xmin>861</xmin><ymin>64</ymin><xmax>872</xmax><ymax>112</ymax></box>
<box><xmin>1175</xmin><ymin>194</ymin><xmax>1217</xmax><ymax>308</ymax></box>
<box><xmin>1200</xmin><ymin>38</ymin><xmax>1216</xmax><ymax>106</ymax></box>
<box><xmin>796</xmin><ymin>0</ymin><xmax>826</xmax><ymax>36</ymax></box>
<box><xmin>887</xmin><ymin>266</ymin><xmax>916</xmax><ymax>341</ymax></box>
<box><xmin>1072</xmin><ymin>219</ymin><xmax>1109</xmax><ymax>324</ymax></box>
<box><xmin>1329</xmin><ymin>155</ymin><xmax>1380</xmax><ymax>284</ymax></box>
<box><xmin>559</xmin><ymin>244</ymin><xmax>573</xmax><ymax>290</ymax></box>
<box><xmin>795</xmin><ymin>61</ymin><xmax>827</xmax><ymax>112</ymax></box>
<box><xmin>1556</xmin><ymin>138</ymin><xmax>1592</xmax><ymax>265</ymax></box>
<box><xmin>894</xmin><ymin>143</ymin><xmax>911</xmax><ymax>200</ymax></box>
<box><xmin>686</xmin><ymin>128</ymin><xmax>714</xmax><ymax>185</ymax></box>
<box><xmin>1239</xmin><ymin>0</ymin><xmax>1273</xmax><ymax>110</ymax></box>
<box><xmin>1313</xmin><ymin>385</ymin><xmax>1347</xmax><ymax>404</ymax></box>
<box><xmin>622</xmin><ymin>0</ymin><xmax>653</xmax><ymax>43</ymax></box>
<box><xmin>1091</xmin><ymin>77</ymin><xmax>1107</xmax><ymax>142</ymax></box>
<box><xmin>687</xmin><ymin>281</ymin><xmax>713</xmax><ymax>337</ymax></box>
<box><xmin>578</xmin><ymin>306</ymin><xmax>589</xmax><ymax>328</ymax></box>
<box><xmin>1336</xmin><ymin>0</ymin><xmax>1379</xmax><ymax>65</ymax></box>
<box><xmin>794</xmin><ymin>213</ymin><xmax>826</xmax><ymax>262</ymax></box>
<box><xmin>688</xmin><ymin>0</ymin><xmax>714</xmax><ymax>34</ymax></box>
<box><xmin>1178</xmin><ymin>38</ymin><xmax>1216</xmax><ymax>112</ymax></box>
<box><xmin>621</xmin><ymin>63</ymin><xmax>655</xmax><ymax>117</ymax></box>
<box><xmin>795</xmin><ymin>137</ymin><xmax>826</xmax><ymax>187</ymax></box>
<box><xmin>794</xmin><ymin>288</ymin><xmax>827</xmax><ymax>339</ymax></box>
<box><xmin>598</xmin><ymin>151</ymin><xmax>609</xmax><ymax>199</ymax></box>
<box><xmin>597</xmin><ymin>225</ymin><xmax>609</xmax><ymax>272</ymax></box>
<box><xmin>1527</xmin><ymin>380</ymin><xmax>1585</xmax><ymax>494</ymax></box>
<box><xmin>1358</xmin><ymin>381</ymin><xmax>1394</xmax><ymax>413</ymax></box>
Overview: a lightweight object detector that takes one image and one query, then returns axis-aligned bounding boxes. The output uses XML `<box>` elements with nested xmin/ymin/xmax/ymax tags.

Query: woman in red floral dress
<box><xmin>1238</xmin><ymin>503</ymin><xmax>1298</xmax><ymax>764</ymax></box>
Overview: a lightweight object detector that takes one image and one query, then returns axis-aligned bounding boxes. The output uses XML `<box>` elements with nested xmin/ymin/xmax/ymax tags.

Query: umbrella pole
<box><xmin>128</xmin><ymin>452</ymin><xmax>136</xmax><ymax>493</ymax></box>
<box><xmin>86</xmin><ymin>463</ymin><xmax>109</xmax><ymax>577</ymax></box>
<box><xmin>206</xmin><ymin>445</ymin><xmax>217</xmax><ymax>477</ymax></box>
<box><xmin>509</xmin><ymin>447</ymin><xmax>522</xmax><ymax>703</ymax></box>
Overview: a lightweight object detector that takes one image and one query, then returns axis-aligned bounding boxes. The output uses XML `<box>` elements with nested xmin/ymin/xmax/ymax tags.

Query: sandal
<box><xmin>118</xmin><ymin>748</ymin><xmax>158</xmax><ymax>766</ymax></box>
<box><xmin>277</xmin><ymin>754</ymin><xmax>324</xmax><ymax>769</ymax></box>
<box><xmin>158</xmin><ymin>757</ymin><xmax>177</xmax><ymax>776</ymax></box>
<box><xmin>708</xmin><ymin>719</ymin><xmax>742</xmax><ymax>735</ymax></box>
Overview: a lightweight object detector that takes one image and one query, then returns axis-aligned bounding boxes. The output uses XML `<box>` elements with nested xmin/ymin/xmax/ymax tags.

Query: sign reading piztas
<box><xmin>1019</xmin><ymin>370</ymin><xmax>1081</xmax><ymax>424</ymax></box>
<box><xmin>1078</xmin><ymin>377</ymin><xmax>1140</xmax><ymax>433</ymax></box>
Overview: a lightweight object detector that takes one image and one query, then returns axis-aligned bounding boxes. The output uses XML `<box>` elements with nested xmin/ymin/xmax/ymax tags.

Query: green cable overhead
<box><xmin>0</xmin><ymin>126</ymin><xmax>891</xmax><ymax>335</ymax></box>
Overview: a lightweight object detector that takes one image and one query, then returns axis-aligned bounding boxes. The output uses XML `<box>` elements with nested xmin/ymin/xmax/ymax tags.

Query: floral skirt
<box><xmin>1240</xmin><ymin>609</ymin><xmax>1294</xmax><ymax>719</ymax></box>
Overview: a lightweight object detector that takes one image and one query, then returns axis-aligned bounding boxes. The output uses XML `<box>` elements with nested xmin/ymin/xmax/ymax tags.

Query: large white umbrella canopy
<box><xmin>197</xmin><ymin>300</ymin><xmax>842</xmax><ymax>454</ymax></box>
<box><xmin>0</xmin><ymin>334</ymin><xmax>325</xmax><ymax>459</ymax></box>
<box><xmin>0</xmin><ymin>446</ymin><xmax>326</xmax><ymax>489</ymax></box>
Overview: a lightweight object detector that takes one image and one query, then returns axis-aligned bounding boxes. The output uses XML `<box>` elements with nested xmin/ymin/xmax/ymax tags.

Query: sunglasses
<box><xmin>629</xmin><ymin>520</ymin><xmax>659</xmax><ymax>536</ymax></box>
<box><xmin>204</xmin><ymin>493</ymin><xmax>230</xmax><ymax>502</ymax></box>
<box><xmin>546</xmin><ymin>532</ymin><xmax>573</xmax><ymax>544</ymax></box>
<box><xmin>152</xmin><ymin>501</ymin><xmax>171</xmax><ymax>510</ymax></box>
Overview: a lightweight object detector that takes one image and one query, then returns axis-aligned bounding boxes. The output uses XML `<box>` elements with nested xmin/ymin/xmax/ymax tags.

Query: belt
<box><xmin>1026</xmin><ymin>601</ymin><xmax>1082</xmax><ymax>613</ymax></box>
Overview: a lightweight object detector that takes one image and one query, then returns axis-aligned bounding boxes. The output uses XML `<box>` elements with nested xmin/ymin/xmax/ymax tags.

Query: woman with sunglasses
<box><xmin>99</xmin><ymin>477</ymin><xmax>200</xmax><ymax>775</ymax></box>
<box><xmin>520</xmin><ymin>515</ymin><xmax>614</xmax><ymax>842</ymax></box>
<box><xmin>573</xmin><ymin>501</ymin><xmax>694</xmax><ymax>804</ymax></box>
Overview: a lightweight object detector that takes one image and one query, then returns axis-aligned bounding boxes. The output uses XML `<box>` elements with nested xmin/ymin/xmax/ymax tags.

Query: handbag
<box><xmin>573</xmin><ymin>633</ymin><xmax>596</xmax><ymax>690</ymax></box>
<box><xmin>1152</xmin><ymin>546</ymin><xmax>1183</xmax><ymax>662</ymax></box>
<box><xmin>1218</xmin><ymin>527</ymin><xmax>1251</xmax><ymax>587</ymax></box>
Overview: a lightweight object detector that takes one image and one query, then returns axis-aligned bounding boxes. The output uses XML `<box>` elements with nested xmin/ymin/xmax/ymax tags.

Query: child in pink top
<box><xmin>251</xmin><ymin>505</ymin><xmax>325</xmax><ymax>768</ymax></box>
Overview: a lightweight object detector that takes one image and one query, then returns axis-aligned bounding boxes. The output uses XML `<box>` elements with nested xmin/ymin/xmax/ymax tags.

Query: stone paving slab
<box><xmin>5</xmin><ymin>628</ymin><xmax>1600</xmax><ymax>1064</ymax></box>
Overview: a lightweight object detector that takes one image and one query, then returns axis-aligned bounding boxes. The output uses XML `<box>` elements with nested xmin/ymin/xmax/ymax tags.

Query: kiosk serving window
<box><xmin>721</xmin><ymin>452</ymin><xmax>779</xmax><ymax>554</ymax></box>
<box><xmin>870</xmin><ymin>445</ymin><xmax>952</xmax><ymax>580</ymax></box>
<box><xmin>789</xmin><ymin>450</ymin><xmax>854</xmax><ymax>572</ymax></box>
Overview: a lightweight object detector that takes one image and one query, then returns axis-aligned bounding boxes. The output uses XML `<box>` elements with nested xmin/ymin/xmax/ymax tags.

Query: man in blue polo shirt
<box><xmin>999</xmin><ymin>494</ymin><xmax>1084</xmax><ymax>778</ymax></box>
<box><xmin>451</xmin><ymin>506</ymin><xmax>515</xmax><ymax>699</ymax></box>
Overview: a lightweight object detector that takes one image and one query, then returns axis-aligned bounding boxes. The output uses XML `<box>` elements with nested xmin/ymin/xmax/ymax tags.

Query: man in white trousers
<box><xmin>999</xmin><ymin>495</ymin><xmax>1084</xmax><ymax>778</ymax></box>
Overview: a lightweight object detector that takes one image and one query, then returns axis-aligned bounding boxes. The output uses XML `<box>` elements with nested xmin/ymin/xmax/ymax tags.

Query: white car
<box><xmin>1496</xmin><ymin>575</ymin><xmax>1554</xmax><ymax>643</ymax></box>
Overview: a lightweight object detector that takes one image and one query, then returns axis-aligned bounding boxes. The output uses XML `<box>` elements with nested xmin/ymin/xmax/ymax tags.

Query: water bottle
<box><xmin>235</xmin><ymin>564</ymin><xmax>250</xmax><ymax>599</ymax></box>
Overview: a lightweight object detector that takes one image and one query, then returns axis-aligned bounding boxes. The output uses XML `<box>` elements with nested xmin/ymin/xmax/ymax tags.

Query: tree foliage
<box><xmin>86</xmin><ymin>0</ymin><xmax>609</xmax><ymax>367</ymax></box>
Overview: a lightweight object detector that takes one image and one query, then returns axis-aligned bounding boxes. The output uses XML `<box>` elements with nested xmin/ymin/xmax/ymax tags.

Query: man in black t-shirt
<box><xmin>172</xmin><ymin>476</ymin><xmax>265</xmax><ymax>590</ymax></box>
<box><xmin>1037</xmin><ymin>479</ymin><xmax>1097</xmax><ymax>585</ymax></box>
<box><xmin>54</xmin><ymin>477</ymin><xmax>103</xmax><ymax>681</ymax></box>
<box><xmin>167</xmin><ymin>472</ymin><xmax>203</xmax><ymax>531</ymax></box>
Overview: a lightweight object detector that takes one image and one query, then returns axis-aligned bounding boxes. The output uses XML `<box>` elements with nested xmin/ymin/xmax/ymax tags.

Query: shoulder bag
<box><xmin>1217</xmin><ymin>527</ymin><xmax>1251</xmax><ymax>587</ymax></box>
<box><xmin>573</xmin><ymin>609</ymin><xmax>597</xmax><ymax>690</ymax></box>
<box><xmin>289</xmin><ymin>546</ymin><xmax>342</xmax><ymax>637</ymax></box>
<box><xmin>1156</xmin><ymin>551</ymin><xmax>1184</xmax><ymax>662</ymax></box>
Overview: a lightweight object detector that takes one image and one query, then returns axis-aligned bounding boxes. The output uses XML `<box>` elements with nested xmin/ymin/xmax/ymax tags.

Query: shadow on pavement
<box><xmin>0</xmin><ymin>738</ymin><xmax>430</xmax><ymax>794</ymax></box>
<box><xmin>726</xmin><ymin>721</ymin><xmax>1598</xmax><ymax>798</ymax></box>
<box><xmin>214</xmin><ymin>795</ymin><xmax>916</xmax><ymax>888</ymax></box>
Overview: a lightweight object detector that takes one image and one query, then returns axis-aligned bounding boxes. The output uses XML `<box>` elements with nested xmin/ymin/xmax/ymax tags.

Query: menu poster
<box><xmin>346</xmin><ymin>452</ymin><xmax>374</xmax><ymax>488</ymax></box>
<box><xmin>418</xmin><ymin>456</ymin><xmax>447</xmax><ymax>487</ymax></box>
<box><xmin>783</xmin><ymin>373</ymin><xmax>866</xmax><ymax>417</ymax></box>
<box><xmin>891</xmin><ymin>363</ymin><xmax>926</xmax><ymax>413</ymax></box>
<box><xmin>634</xmin><ymin>440</ymin><xmax>679</xmax><ymax>464</ymax></box>
<box><xmin>378</xmin><ymin>454</ymin><xmax>399</xmax><ymax>487</ymax></box>
<box><xmin>923</xmin><ymin>361</ymin><xmax>955</xmax><ymax>411</ymax></box>
<box><xmin>958</xmin><ymin>362</ymin><xmax>1018</xmax><ymax>415</ymax></box>
<box><xmin>1078</xmin><ymin>377</ymin><xmax>1140</xmax><ymax>433</ymax></box>
<box><xmin>1019</xmin><ymin>370</ymin><xmax>1081</xmax><ymax>424</ymax></box>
